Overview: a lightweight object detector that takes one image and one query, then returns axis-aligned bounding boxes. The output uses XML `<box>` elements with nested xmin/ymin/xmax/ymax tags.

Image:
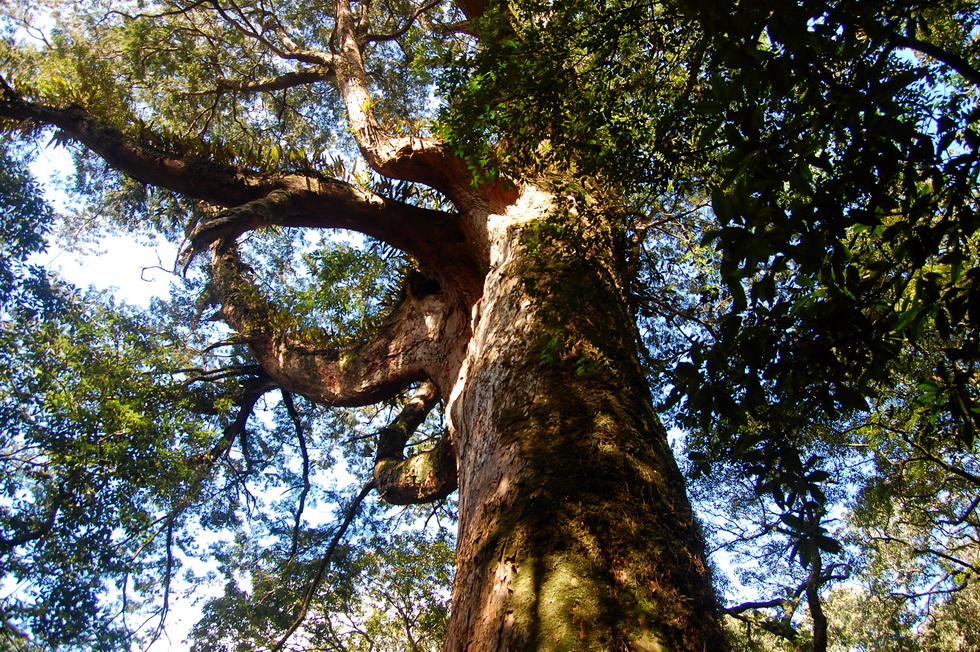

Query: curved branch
<box><xmin>869</xmin><ymin>533</ymin><xmax>980</xmax><ymax>573</ymax></box>
<box><xmin>366</xmin><ymin>0</ymin><xmax>442</xmax><ymax>44</ymax></box>
<box><xmin>723</xmin><ymin>597</ymin><xmax>801</xmax><ymax>643</ymax></box>
<box><xmin>213</xmin><ymin>245</ymin><xmax>462</xmax><ymax>407</ymax></box>
<box><xmin>207</xmin><ymin>0</ymin><xmax>292</xmax><ymax>61</ymax></box>
<box><xmin>332</xmin><ymin>0</ymin><xmax>472</xmax><ymax>195</ymax></box>
<box><xmin>188</xmin><ymin>374</ymin><xmax>278</xmax><ymax>467</ymax></box>
<box><xmin>375</xmin><ymin>435</ymin><xmax>457</xmax><ymax>504</ymax></box>
<box><xmin>374</xmin><ymin>381</ymin><xmax>440</xmax><ymax>458</ymax></box>
<box><xmin>0</xmin><ymin>493</ymin><xmax>61</xmax><ymax>550</ymax></box>
<box><xmin>0</xmin><ymin>78</ymin><xmax>271</xmax><ymax>207</ymax></box>
<box><xmin>907</xmin><ymin>439</ymin><xmax>980</xmax><ymax>487</ymax></box>
<box><xmin>200</xmin><ymin>0</ymin><xmax>335</xmax><ymax>67</ymax></box>
<box><xmin>107</xmin><ymin>0</ymin><xmax>211</xmax><ymax>22</ymax></box>
<box><xmin>0</xmin><ymin>77</ymin><xmax>477</xmax><ymax>277</ymax></box>
<box><xmin>183</xmin><ymin>179</ymin><xmax>477</xmax><ymax>283</ymax></box>
<box><xmin>0</xmin><ymin>610</ymin><xmax>30</xmax><ymax>645</ymax></box>
<box><xmin>722</xmin><ymin>597</ymin><xmax>795</xmax><ymax>616</ymax></box>
<box><xmin>0</xmin><ymin>78</ymin><xmax>482</xmax><ymax>287</ymax></box>
<box><xmin>142</xmin><ymin>516</ymin><xmax>177</xmax><ymax>650</ymax></box>
<box><xmin>373</xmin><ymin>381</ymin><xmax>458</xmax><ymax>504</ymax></box>
<box><xmin>888</xmin><ymin>34</ymin><xmax>980</xmax><ymax>88</ymax></box>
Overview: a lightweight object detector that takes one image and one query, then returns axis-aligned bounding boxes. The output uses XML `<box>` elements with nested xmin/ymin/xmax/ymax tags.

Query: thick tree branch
<box><xmin>453</xmin><ymin>0</ymin><xmax>486</xmax><ymax>21</ymax></box>
<box><xmin>722</xmin><ymin>597</ymin><xmax>795</xmax><ymax>616</ymax></box>
<box><xmin>275</xmin><ymin>31</ymin><xmax>336</xmax><ymax>67</ymax></box>
<box><xmin>0</xmin><ymin>78</ymin><xmax>272</xmax><ymax>207</ymax></box>
<box><xmin>806</xmin><ymin>549</ymin><xmax>828</xmax><ymax>652</ymax></box>
<box><xmin>0</xmin><ymin>80</ymin><xmax>477</xmax><ymax>278</ymax></box>
<box><xmin>0</xmin><ymin>32</ymin><xmax>488</xmax><ymax>266</ymax></box>
<box><xmin>212</xmin><ymin>245</ymin><xmax>461</xmax><ymax>407</ymax></box>
<box><xmin>183</xmin><ymin>180</ymin><xmax>477</xmax><ymax>283</ymax></box>
<box><xmin>214</xmin><ymin>66</ymin><xmax>336</xmax><ymax>93</ymax></box>
<box><xmin>888</xmin><ymin>34</ymin><xmax>980</xmax><ymax>88</ymax></box>
<box><xmin>0</xmin><ymin>75</ymin><xmax>484</xmax><ymax>302</ymax></box>
<box><xmin>723</xmin><ymin>597</ymin><xmax>801</xmax><ymax>643</ymax></box>
<box><xmin>373</xmin><ymin>381</ymin><xmax>458</xmax><ymax>504</ymax></box>
<box><xmin>331</xmin><ymin>0</ymin><xmax>472</xmax><ymax>195</ymax></box>
<box><xmin>375</xmin><ymin>435</ymin><xmax>458</xmax><ymax>504</ymax></box>
<box><xmin>374</xmin><ymin>381</ymin><xmax>440</xmax><ymax>459</ymax></box>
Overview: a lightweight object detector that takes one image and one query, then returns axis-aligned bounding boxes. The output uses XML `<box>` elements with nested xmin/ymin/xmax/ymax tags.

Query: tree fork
<box><xmin>0</xmin><ymin>0</ymin><xmax>733</xmax><ymax>640</ymax></box>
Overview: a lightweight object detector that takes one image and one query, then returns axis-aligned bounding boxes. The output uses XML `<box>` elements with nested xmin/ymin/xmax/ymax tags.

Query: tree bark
<box><xmin>1</xmin><ymin>16</ymin><xmax>730</xmax><ymax>646</ymax></box>
<box><xmin>442</xmin><ymin>184</ymin><xmax>729</xmax><ymax>651</ymax></box>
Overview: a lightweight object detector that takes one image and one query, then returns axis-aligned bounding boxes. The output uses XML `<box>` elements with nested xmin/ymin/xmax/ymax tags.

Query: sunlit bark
<box><xmin>374</xmin><ymin>381</ymin><xmax>458</xmax><ymax>505</ymax></box>
<box><xmin>211</xmin><ymin>244</ymin><xmax>470</xmax><ymax>407</ymax></box>
<box><xmin>441</xmin><ymin>183</ymin><xmax>728</xmax><ymax>650</ymax></box>
<box><xmin>0</xmin><ymin>0</ymin><xmax>733</xmax><ymax>647</ymax></box>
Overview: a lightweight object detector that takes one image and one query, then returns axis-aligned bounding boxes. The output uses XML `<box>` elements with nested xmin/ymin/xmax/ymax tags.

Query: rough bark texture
<box><xmin>442</xmin><ymin>185</ymin><xmax>728</xmax><ymax>651</ymax></box>
<box><xmin>0</xmin><ymin>1</ymin><xmax>732</xmax><ymax>646</ymax></box>
<box><xmin>374</xmin><ymin>381</ymin><xmax>459</xmax><ymax>505</ymax></box>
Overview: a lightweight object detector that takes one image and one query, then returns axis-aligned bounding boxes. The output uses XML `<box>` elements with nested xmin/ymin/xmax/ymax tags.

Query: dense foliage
<box><xmin>0</xmin><ymin>0</ymin><xmax>977</xmax><ymax>649</ymax></box>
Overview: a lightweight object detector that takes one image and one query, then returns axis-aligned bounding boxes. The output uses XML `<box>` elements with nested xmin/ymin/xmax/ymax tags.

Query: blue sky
<box><xmin>29</xmin><ymin>144</ymin><xmax>179</xmax><ymax>307</ymax></box>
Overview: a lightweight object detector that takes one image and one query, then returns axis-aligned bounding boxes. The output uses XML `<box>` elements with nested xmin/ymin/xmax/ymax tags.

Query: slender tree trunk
<box><xmin>807</xmin><ymin>550</ymin><xmax>828</xmax><ymax>652</ymax></box>
<box><xmin>444</xmin><ymin>185</ymin><xmax>728</xmax><ymax>651</ymax></box>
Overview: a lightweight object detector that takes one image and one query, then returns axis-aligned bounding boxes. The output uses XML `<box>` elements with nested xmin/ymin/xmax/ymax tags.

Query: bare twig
<box><xmin>140</xmin><ymin>517</ymin><xmax>176</xmax><ymax>651</ymax></box>
<box><xmin>366</xmin><ymin>0</ymin><xmax>442</xmax><ymax>44</ymax></box>
<box><xmin>281</xmin><ymin>390</ymin><xmax>312</xmax><ymax>560</ymax></box>
<box><xmin>272</xmin><ymin>480</ymin><xmax>376</xmax><ymax>652</ymax></box>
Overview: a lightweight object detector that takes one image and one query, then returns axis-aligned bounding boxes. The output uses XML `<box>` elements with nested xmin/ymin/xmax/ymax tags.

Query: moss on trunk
<box><xmin>444</xmin><ymin>184</ymin><xmax>728</xmax><ymax>651</ymax></box>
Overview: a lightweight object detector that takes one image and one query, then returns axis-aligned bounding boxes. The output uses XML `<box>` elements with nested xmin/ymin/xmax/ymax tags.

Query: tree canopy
<box><xmin>0</xmin><ymin>0</ymin><xmax>978</xmax><ymax>650</ymax></box>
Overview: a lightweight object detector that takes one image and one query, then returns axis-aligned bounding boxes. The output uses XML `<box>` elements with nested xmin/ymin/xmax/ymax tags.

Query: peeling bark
<box><xmin>200</xmin><ymin>177</ymin><xmax>728</xmax><ymax>649</ymax></box>
<box><xmin>1</xmin><ymin>2</ymin><xmax>733</xmax><ymax>645</ymax></box>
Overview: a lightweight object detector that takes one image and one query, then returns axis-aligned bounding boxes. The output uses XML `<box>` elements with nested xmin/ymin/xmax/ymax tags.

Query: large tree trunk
<box><xmin>444</xmin><ymin>185</ymin><xmax>729</xmax><ymax>651</ymax></box>
<box><xmin>0</xmin><ymin>2</ymin><xmax>730</xmax><ymax>647</ymax></box>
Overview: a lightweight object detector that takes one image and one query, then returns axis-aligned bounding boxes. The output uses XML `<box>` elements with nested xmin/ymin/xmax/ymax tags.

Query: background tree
<box><xmin>0</xmin><ymin>0</ymin><xmax>978</xmax><ymax>650</ymax></box>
